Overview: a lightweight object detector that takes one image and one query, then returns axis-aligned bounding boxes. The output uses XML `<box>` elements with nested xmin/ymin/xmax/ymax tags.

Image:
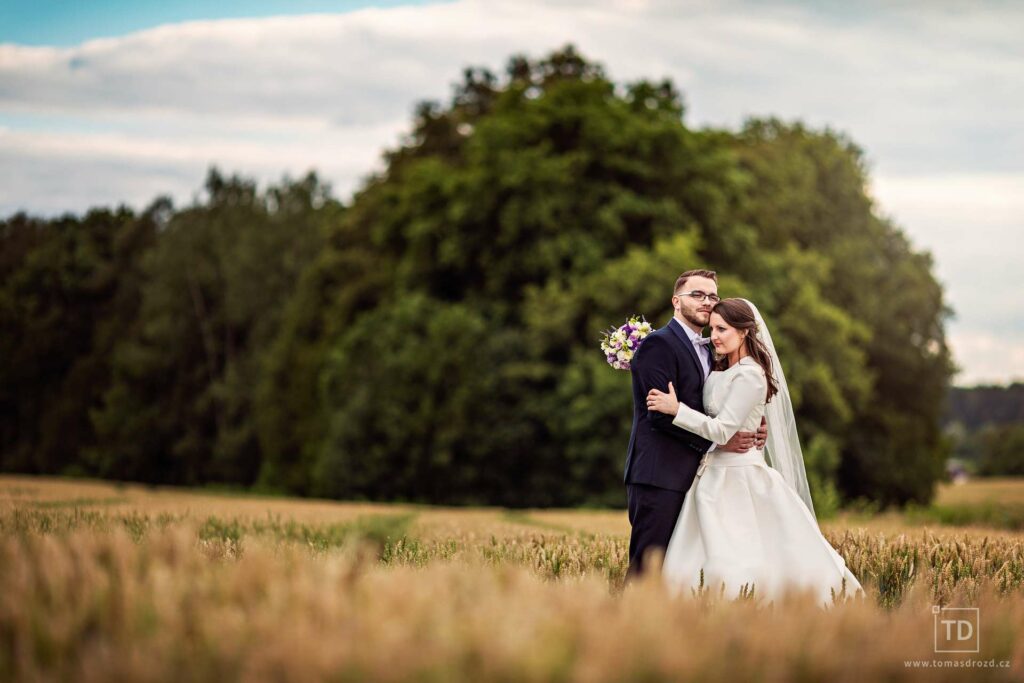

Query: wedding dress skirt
<box><xmin>662</xmin><ymin>449</ymin><xmax>863</xmax><ymax>606</ymax></box>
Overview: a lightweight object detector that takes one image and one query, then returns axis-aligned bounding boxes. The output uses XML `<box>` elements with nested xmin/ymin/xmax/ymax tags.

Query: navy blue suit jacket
<box><xmin>623</xmin><ymin>319</ymin><xmax>714</xmax><ymax>492</ymax></box>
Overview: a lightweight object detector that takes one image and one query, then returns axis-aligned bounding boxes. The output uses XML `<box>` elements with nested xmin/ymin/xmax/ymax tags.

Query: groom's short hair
<box><xmin>674</xmin><ymin>269</ymin><xmax>717</xmax><ymax>294</ymax></box>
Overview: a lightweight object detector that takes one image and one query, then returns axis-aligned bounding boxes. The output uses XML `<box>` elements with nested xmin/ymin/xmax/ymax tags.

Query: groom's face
<box><xmin>673</xmin><ymin>275</ymin><xmax>718</xmax><ymax>328</ymax></box>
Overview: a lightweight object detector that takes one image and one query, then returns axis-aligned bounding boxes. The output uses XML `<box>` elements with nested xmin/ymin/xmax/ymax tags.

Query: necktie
<box><xmin>693</xmin><ymin>336</ymin><xmax>711</xmax><ymax>378</ymax></box>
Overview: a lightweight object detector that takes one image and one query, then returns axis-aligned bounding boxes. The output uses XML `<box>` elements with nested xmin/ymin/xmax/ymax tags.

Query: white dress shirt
<box><xmin>670</xmin><ymin>316</ymin><xmax>715</xmax><ymax>454</ymax></box>
<box><xmin>671</xmin><ymin>317</ymin><xmax>711</xmax><ymax>380</ymax></box>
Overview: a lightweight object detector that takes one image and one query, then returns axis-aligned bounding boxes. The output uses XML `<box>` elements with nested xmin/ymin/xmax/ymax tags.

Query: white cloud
<box><xmin>1</xmin><ymin>0</ymin><xmax>1022</xmax><ymax>384</ymax></box>
<box><xmin>0</xmin><ymin>120</ymin><xmax>404</xmax><ymax>215</ymax></box>
<box><xmin>870</xmin><ymin>172</ymin><xmax>1024</xmax><ymax>385</ymax></box>
<box><xmin>947</xmin><ymin>330</ymin><xmax>1024</xmax><ymax>386</ymax></box>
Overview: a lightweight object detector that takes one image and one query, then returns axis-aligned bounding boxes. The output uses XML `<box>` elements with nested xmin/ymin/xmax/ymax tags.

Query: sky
<box><xmin>1</xmin><ymin>0</ymin><xmax>1021</xmax><ymax>386</ymax></box>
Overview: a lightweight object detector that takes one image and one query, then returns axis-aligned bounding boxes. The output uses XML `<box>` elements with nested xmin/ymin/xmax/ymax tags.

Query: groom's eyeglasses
<box><xmin>676</xmin><ymin>290</ymin><xmax>721</xmax><ymax>304</ymax></box>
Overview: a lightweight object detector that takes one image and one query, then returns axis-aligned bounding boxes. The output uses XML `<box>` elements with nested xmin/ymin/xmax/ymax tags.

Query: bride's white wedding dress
<box><xmin>661</xmin><ymin>356</ymin><xmax>863</xmax><ymax>605</ymax></box>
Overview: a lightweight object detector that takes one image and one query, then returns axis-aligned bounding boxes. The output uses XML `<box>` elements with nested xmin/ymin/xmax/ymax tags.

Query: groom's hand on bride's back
<box><xmin>719</xmin><ymin>417</ymin><xmax>768</xmax><ymax>453</ymax></box>
<box><xmin>719</xmin><ymin>430</ymin><xmax>755</xmax><ymax>452</ymax></box>
<box><xmin>755</xmin><ymin>416</ymin><xmax>767</xmax><ymax>449</ymax></box>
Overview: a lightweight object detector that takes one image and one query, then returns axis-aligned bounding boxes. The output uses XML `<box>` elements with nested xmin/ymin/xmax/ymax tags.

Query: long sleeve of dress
<box><xmin>671</xmin><ymin>366</ymin><xmax>766</xmax><ymax>445</ymax></box>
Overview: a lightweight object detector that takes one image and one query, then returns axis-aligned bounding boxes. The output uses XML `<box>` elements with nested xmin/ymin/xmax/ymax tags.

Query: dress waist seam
<box><xmin>704</xmin><ymin>450</ymin><xmax>767</xmax><ymax>469</ymax></box>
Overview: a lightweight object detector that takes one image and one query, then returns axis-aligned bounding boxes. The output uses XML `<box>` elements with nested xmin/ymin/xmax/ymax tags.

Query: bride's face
<box><xmin>709</xmin><ymin>312</ymin><xmax>745</xmax><ymax>356</ymax></box>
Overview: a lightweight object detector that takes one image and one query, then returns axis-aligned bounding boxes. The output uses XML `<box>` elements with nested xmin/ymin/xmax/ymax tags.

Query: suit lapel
<box><xmin>666</xmin><ymin>318</ymin><xmax>705</xmax><ymax>389</ymax></box>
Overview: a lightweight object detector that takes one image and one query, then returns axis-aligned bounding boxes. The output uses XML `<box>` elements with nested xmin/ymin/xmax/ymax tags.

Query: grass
<box><xmin>2</xmin><ymin>474</ymin><xmax>1024</xmax><ymax>681</ymax></box>
<box><xmin>906</xmin><ymin>501</ymin><xmax>1024</xmax><ymax>531</ymax></box>
<box><xmin>27</xmin><ymin>496</ymin><xmax>130</xmax><ymax>509</ymax></box>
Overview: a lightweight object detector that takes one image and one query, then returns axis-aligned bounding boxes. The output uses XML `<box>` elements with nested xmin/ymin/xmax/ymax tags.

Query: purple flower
<box><xmin>600</xmin><ymin>314</ymin><xmax>651</xmax><ymax>371</ymax></box>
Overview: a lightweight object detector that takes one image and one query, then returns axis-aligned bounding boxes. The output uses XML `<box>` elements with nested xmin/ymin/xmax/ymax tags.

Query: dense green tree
<box><xmin>0</xmin><ymin>202</ymin><xmax>163</xmax><ymax>474</ymax></box>
<box><xmin>87</xmin><ymin>170</ymin><xmax>332</xmax><ymax>485</ymax></box>
<box><xmin>730</xmin><ymin>118</ymin><xmax>955</xmax><ymax>505</ymax></box>
<box><xmin>256</xmin><ymin>47</ymin><xmax>952</xmax><ymax>508</ymax></box>
<box><xmin>977</xmin><ymin>424</ymin><xmax>1024</xmax><ymax>476</ymax></box>
<box><xmin>259</xmin><ymin>47</ymin><xmax>755</xmax><ymax>504</ymax></box>
<box><xmin>312</xmin><ymin>295</ymin><xmax>549</xmax><ymax>504</ymax></box>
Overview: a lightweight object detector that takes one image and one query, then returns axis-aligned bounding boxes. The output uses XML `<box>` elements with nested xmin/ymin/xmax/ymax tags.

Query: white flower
<box><xmin>600</xmin><ymin>315</ymin><xmax>651</xmax><ymax>371</ymax></box>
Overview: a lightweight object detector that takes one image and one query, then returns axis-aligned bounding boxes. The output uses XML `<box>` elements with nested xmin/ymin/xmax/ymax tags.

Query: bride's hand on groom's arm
<box><xmin>646</xmin><ymin>382</ymin><xmax>680</xmax><ymax>416</ymax></box>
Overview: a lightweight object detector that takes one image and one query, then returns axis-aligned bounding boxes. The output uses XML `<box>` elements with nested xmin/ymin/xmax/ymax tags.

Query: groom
<box><xmin>623</xmin><ymin>269</ymin><xmax>766</xmax><ymax>582</ymax></box>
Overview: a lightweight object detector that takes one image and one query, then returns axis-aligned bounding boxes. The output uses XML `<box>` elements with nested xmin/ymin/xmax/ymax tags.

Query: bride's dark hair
<box><xmin>709</xmin><ymin>299</ymin><xmax>779</xmax><ymax>402</ymax></box>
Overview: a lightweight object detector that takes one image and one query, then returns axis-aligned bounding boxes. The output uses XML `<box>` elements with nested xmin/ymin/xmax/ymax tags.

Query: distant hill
<box><xmin>945</xmin><ymin>383</ymin><xmax>1024</xmax><ymax>431</ymax></box>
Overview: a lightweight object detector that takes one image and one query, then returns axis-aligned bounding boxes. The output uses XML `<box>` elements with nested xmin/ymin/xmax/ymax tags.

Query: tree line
<box><xmin>1</xmin><ymin>46</ymin><xmax>956</xmax><ymax>511</ymax></box>
<box><xmin>945</xmin><ymin>384</ymin><xmax>1024</xmax><ymax>476</ymax></box>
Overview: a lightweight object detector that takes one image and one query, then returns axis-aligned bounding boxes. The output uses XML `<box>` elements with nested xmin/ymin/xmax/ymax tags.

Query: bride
<box><xmin>645</xmin><ymin>298</ymin><xmax>863</xmax><ymax>606</ymax></box>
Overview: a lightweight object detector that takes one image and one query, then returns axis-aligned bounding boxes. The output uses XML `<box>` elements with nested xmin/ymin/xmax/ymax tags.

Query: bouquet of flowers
<box><xmin>600</xmin><ymin>315</ymin><xmax>653</xmax><ymax>370</ymax></box>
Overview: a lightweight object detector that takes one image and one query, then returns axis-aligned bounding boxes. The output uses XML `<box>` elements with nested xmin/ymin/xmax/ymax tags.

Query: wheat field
<box><xmin>2</xmin><ymin>475</ymin><xmax>1023</xmax><ymax>681</ymax></box>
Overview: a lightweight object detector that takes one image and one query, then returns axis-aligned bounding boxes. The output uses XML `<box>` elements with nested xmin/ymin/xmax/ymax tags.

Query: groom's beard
<box><xmin>681</xmin><ymin>308</ymin><xmax>711</xmax><ymax>328</ymax></box>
